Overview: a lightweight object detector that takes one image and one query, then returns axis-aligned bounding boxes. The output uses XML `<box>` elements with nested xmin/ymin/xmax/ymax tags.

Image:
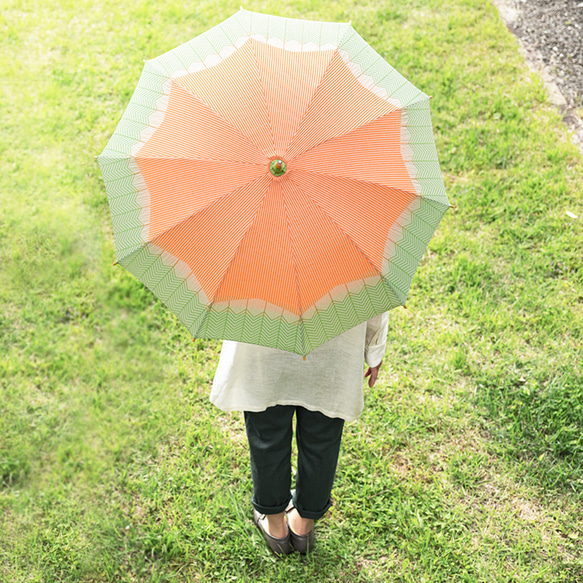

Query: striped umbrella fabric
<box><xmin>97</xmin><ymin>9</ymin><xmax>450</xmax><ymax>356</ymax></box>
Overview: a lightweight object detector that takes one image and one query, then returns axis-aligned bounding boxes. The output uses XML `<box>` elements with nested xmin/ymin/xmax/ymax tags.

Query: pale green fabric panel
<box><xmin>236</xmin><ymin>9</ymin><xmax>349</xmax><ymax>47</ymax></box>
<box><xmin>402</xmin><ymin>99</ymin><xmax>449</xmax><ymax>204</ymax></box>
<box><xmin>338</xmin><ymin>28</ymin><xmax>425</xmax><ymax>106</ymax></box>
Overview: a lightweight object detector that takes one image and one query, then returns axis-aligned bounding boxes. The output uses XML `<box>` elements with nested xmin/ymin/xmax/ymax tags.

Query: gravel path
<box><xmin>512</xmin><ymin>0</ymin><xmax>583</xmax><ymax>109</ymax></box>
<box><xmin>492</xmin><ymin>0</ymin><xmax>583</xmax><ymax>150</ymax></box>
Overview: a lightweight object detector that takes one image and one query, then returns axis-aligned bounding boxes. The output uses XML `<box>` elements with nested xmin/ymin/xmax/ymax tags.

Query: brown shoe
<box><xmin>285</xmin><ymin>503</ymin><xmax>315</xmax><ymax>554</ymax></box>
<box><xmin>253</xmin><ymin>509</ymin><xmax>292</xmax><ymax>556</ymax></box>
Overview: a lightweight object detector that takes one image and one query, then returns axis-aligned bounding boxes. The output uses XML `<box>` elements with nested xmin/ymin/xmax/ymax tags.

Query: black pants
<box><xmin>244</xmin><ymin>405</ymin><xmax>345</xmax><ymax>520</ymax></box>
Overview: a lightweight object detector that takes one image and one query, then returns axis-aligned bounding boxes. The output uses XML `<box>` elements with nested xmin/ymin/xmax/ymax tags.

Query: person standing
<box><xmin>210</xmin><ymin>312</ymin><xmax>389</xmax><ymax>555</ymax></box>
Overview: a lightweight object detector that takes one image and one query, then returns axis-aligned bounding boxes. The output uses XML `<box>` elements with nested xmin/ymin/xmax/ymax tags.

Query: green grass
<box><xmin>1</xmin><ymin>0</ymin><xmax>582</xmax><ymax>581</ymax></box>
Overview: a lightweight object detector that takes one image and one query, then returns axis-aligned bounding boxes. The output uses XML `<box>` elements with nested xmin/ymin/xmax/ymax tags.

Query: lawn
<box><xmin>0</xmin><ymin>0</ymin><xmax>582</xmax><ymax>581</ymax></box>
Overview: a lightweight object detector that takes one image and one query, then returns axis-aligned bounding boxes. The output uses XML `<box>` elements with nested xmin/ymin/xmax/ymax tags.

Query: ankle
<box><xmin>265</xmin><ymin>512</ymin><xmax>288</xmax><ymax>539</ymax></box>
<box><xmin>288</xmin><ymin>508</ymin><xmax>315</xmax><ymax>535</ymax></box>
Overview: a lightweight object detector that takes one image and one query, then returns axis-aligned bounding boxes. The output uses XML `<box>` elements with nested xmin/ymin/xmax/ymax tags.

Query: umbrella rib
<box><xmin>97</xmin><ymin>151</ymin><xmax>132</xmax><ymax>163</ymax></box>
<box><xmin>245</xmin><ymin>37</ymin><xmax>277</xmax><ymax>156</ymax></box>
<box><xmin>114</xmin><ymin>174</ymin><xmax>268</xmax><ymax>265</ymax></box>
<box><xmin>403</xmin><ymin>91</ymin><xmax>431</xmax><ymax>108</ymax></box>
<box><xmin>100</xmin><ymin>158</ymin><xmax>264</xmax><ymax>198</ymax></box>
<box><xmin>296</xmin><ymin>167</ymin><xmax>418</xmax><ymax>196</ymax></box>
<box><xmin>296</xmin><ymin>168</ymin><xmax>451</xmax><ymax>209</ymax></box>
<box><xmin>134</xmin><ymin>154</ymin><xmax>267</xmax><ymax>166</ymax></box>
<box><xmin>100</xmin><ymin>152</ymin><xmax>269</xmax><ymax>167</ymax></box>
<box><xmin>279</xmin><ymin>180</ymin><xmax>308</xmax><ymax>355</ymax></box>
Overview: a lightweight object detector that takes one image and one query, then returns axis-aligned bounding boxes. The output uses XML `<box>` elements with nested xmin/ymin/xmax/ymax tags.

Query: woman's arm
<box><xmin>364</xmin><ymin>312</ymin><xmax>389</xmax><ymax>387</ymax></box>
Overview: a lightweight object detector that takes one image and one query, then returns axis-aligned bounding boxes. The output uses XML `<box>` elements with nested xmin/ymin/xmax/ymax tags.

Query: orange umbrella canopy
<box><xmin>97</xmin><ymin>9</ymin><xmax>449</xmax><ymax>356</ymax></box>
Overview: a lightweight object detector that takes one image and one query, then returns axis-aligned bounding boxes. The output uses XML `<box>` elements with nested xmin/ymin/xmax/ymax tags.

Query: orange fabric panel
<box><xmin>212</xmin><ymin>179</ymin><xmax>300</xmax><ymax>314</ymax></box>
<box><xmin>138</xmin><ymin>158</ymin><xmax>268</xmax><ymax>241</ymax></box>
<box><xmin>288</xmin><ymin>170</ymin><xmax>417</xmax><ymax>271</ymax></box>
<box><xmin>174</xmin><ymin>40</ymin><xmax>276</xmax><ymax>158</ymax></box>
<box><xmin>285</xmin><ymin>52</ymin><xmax>398</xmax><ymax>160</ymax></box>
<box><xmin>279</xmin><ymin>177</ymin><xmax>379</xmax><ymax>310</ymax></box>
<box><xmin>137</xmin><ymin>80</ymin><xmax>269</xmax><ymax>166</ymax></box>
<box><xmin>293</xmin><ymin>111</ymin><xmax>416</xmax><ymax>194</ymax></box>
<box><xmin>154</xmin><ymin>174</ymin><xmax>272</xmax><ymax>299</ymax></box>
<box><xmin>251</xmin><ymin>41</ymin><xmax>335</xmax><ymax>155</ymax></box>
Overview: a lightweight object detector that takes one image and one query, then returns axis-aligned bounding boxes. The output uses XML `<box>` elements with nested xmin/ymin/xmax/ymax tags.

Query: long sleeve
<box><xmin>364</xmin><ymin>311</ymin><xmax>389</xmax><ymax>367</ymax></box>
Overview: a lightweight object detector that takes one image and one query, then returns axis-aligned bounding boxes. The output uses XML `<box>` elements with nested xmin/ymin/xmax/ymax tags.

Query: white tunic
<box><xmin>210</xmin><ymin>312</ymin><xmax>389</xmax><ymax>422</ymax></box>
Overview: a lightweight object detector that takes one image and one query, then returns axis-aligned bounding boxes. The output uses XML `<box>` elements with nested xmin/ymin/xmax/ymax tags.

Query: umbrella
<box><xmin>97</xmin><ymin>9</ymin><xmax>449</xmax><ymax>356</ymax></box>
